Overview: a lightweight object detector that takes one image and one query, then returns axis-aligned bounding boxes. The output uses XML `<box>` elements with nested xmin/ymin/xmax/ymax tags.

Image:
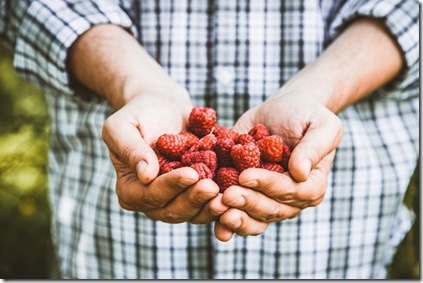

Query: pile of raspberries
<box><xmin>154</xmin><ymin>106</ymin><xmax>291</xmax><ymax>192</ymax></box>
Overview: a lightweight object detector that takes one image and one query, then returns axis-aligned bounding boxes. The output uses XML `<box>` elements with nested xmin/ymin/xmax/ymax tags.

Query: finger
<box><xmin>238</xmin><ymin>169</ymin><xmax>319</xmax><ymax>205</ymax></box>
<box><xmin>232</xmin><ymin>107</ymin><xmax>257</xmax><ymax>134</ymax></box>
<box><xmin>103</xmin><ymin>112</ymin><xmax>159</xmax><ymax>185</ymax></box>
<box><xmin>238</xmin><ymin>159</ymin><xmax>332</xmax><ymax>208</ymax></box>
<box><xmin>219</xmin><ymin>208</ymin><xmax>269</xmax><ymax>237</ymax></box>
<box><xmin>288</xmin><ymin>113</ymin><xmax>342</xmax><ymax>182</ymax></box>
<box><xmin>145</xmin><ymin>178</ymin><xmax>219</xmax><ymax>223</ymax></box>
<box><xmin>214</xmin><ymin>220</ymin><xmax>235</xmax><ymax>242</ymax></box>
<box><xmin>222</xmin><ymin>185</ymin><xmax>302</xmax><ymax>222</ymax></box>
<box><xmin>190</xmin><ymin>193</ymin><xmax>230</xmax><ymax>224</ymax></box>
<box><xmin>115</xmin><ymin>166</ymin><xmax>199</xmax><ymax>211</ymax></box>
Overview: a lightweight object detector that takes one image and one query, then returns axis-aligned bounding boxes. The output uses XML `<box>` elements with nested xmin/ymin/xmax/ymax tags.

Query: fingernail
<box><xmin>229</xmin><ymin>196</ymin><xmax>245</xmax><ymax>207</ymax></box>
<box><xmin>137</xmin><ymin>160</ymin><xmax>148</xmax><ymax>179</ymax></box>
<box><xmin>243</xmin><ymin>178</ymin><xmax>258</xmax><ymax>187</ymax></box>
<box><xmin>232</xmin><ymin>219</ymin><xmax>242</xmax><ymax>229</ymax></box>
<box><xmin>198</xmin><ymin>192</ymin><xmax>214</xmax><ymax>203</ymax></box>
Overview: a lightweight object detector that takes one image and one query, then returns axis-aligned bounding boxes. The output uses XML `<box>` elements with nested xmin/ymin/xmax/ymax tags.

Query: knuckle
<box><xmin>118</xmin><ymin>198</ymin><xmax>135</xmax><ymax>211</ymax></box>
<box><xmin>165</xmin><ymin>211</ymin><xmax>187</xmax><ymax>223</ymax></box>
<box><xmin>263</xmin><ymin>205</ymin><xmax>286</xmax><ymax>222</ymax></box>
<box><xmin>288</xmin><ymin>210</ymin><xmax>301</xmax><ymax>219</ymax></box>
<box><xmin>143</xmin><ymin>194</ymin><xmax>164</xmax><ymax>209</ymax></box>
<box><xmin>279</xmin><ymin>187</ymin><xmax>297</xmax><ymax>202</ymax></box>
<box><xmin>309</xmin><ymin>195</ymin><xmax>324</xmax><ymax>207</ymax></box>
<box><xmin>190</xmin><ymin>212</ymin><xmax>215</xmax><ymax>224</ymax></box>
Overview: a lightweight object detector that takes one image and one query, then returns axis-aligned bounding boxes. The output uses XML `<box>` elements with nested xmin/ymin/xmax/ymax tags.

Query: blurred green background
<box><xmin>0</xmin><ymin>44</ymin><xmax>419</xmax><ymax>279</ymax></box>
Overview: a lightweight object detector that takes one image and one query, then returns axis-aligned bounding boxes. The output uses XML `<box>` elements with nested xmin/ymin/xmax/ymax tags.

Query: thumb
<box><xmin>134</xmin><ymin>144</ymin><xmax>160</xmax><ymax>185</ymax></box>
<box><xmin>233</xmin><ymin>108</ymin><xmax>257</xmax><ymax>134</ymax></box>
<box><xmin>288</xmin><ymin>115</ymin><xmax>342</xmax><ymax>182</ymax></box>
<box><xmin>102</xmin><ymin>115</ymin><xmax>160</xmax><ymax>185</ymax></box>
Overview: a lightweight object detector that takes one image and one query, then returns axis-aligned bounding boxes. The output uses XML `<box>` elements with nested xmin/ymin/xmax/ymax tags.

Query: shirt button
<box><xmin>215</xmin><ymin>66</ymin><xmax>235</xmax><ymax>86</ymax></box>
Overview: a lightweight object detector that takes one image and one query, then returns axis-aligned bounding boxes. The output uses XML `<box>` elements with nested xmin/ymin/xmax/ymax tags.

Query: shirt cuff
<box><xmin>327</xmin><ymin>0</ymin><xmax>419</xmax><ymax>101</ymax></box>
<box><xmin>13</xmin><ymin>0</ymin><xmax>137</xmax><ymax>97</ymax></box>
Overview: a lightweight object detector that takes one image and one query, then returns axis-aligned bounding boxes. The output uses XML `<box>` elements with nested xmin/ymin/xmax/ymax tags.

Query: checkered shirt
<box><xmin>1</xmin><ymin>0</ymin><xmax>419</xmax><ymax>279</ymax></box>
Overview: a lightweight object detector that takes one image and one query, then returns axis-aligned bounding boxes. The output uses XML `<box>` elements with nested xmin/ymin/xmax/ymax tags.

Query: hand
<box><xmin>102</xmin><ymin>89</ymin><xmax>228</xmax><ymax>223</ymax></box>
<box><xmin>214</xmin><ymin>93</ymin><xmax>343</xmax><ymax>241</ymax></box>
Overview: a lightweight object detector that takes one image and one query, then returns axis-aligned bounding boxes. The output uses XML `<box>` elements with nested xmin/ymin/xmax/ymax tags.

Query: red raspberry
<box><xmin>248</xmin><ymin>124</ymin><xmax>270</xmax><ymax>141</ymax></box>
<box><xmin>160</xmin><ymin>161</ymin><xmax>183</xmax><ymax>175</ymax></box>
<box><xmin>181</xmin><ymin>150</ymin><xmax>218</xmax><ymax>173</ymax></box>
<box><xmin>180</xmin><ymin>131</ymin><xmax>199</xmax><ymax>147</ymax></box>
<box><xmin>156</xmin><ymin>134</ymin><xmax>190</xmax><ymax>160</ymax></box>
<box><xmin>231</xmin><ymin>142</ymin><xmax>261</xmax><ymax>172</ymax></box>
<box><xmin>280</xmin><ymin>143</ymin><xmax>292</xmax><ymax>171</ymax></box>
<box><xmin>236</xmin><ymin>133</ymin><xmax>255</xmax><ymax>145</ymax></box>
<box><xmin>186</xmin><ymin>144</ymin><xmax>199</xmax><ymax>153</ymax></box>
<box><xmin>188</xmin><ymin>106</ymin><xmax>217</xmax><ymax>138</ymax></box>
<box><xmin>214</xmin><ymin>125</ymin><xmax>239</xmax><ymax>141</ymax></box>
<box><xmin>261</xmin><ymin>162</ymin><xmax>284</xmax><ymax>173</ymax></box>
<box><xmin>198</xmin><ymin>133</ymin><xmax>217</xmax><ymax>151</ymax></box>
<box><xmin>214</xmin><ymin>138</ymin><xmax>235</xmax><ymax>167</ymax></box>
<box><xmin>156</xmin><ymin>151</ymin><xmax>169</xmax><ymax>168</ymax></box>
<box><xmin>190</xmin><ymin>162</ymin><xmax>214</xmax><ymax>179</ymax></box>
<box><xmin>257</xmin><ymin>135</ymin><xmax>284</xmax><ymax>163</ymax></box>
<box><xmin>215</xmin><ymin>167</ymin><xmax>240</xmax><ymax>193</ymax></box>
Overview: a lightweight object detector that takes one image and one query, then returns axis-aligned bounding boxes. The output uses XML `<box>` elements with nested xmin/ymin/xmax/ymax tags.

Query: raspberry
<box><xmin>257</xmin><ymin>135</ymin><xmax>284</xmax><ymax>163</ymax></box>
<box><xmin>156</xmin><ymin>133</ymin><xmax>190</xmax><ymax>160</ymax></box>
<box><xmin>188</xmin><ymin>106</ymin><xmax>217</xmax><ymax>138</ymax></box>
<box><xmin>154</xmin><ymin>105</ymin><xmax>289</xmax><ymax>180</ymax></box>
<box><xmin>156</xmin><ymin>151</ymin><xmax>169</xmax><ymax>168</ymax></box>
<box><xmin>280</xmin><ymin>143</ymin><xmax>292</xmax><ymax>171</ymax></box>
<box><xmin>236</xmin><ymin>133</ymin><xmax>256</xmax><ymax>145</ymax></box>
<box><xmin>186</xmin><ymin>144</ymin><xmax>200</xmax><ymax>153</ymax></box>
<box><xmin>198</xmin><ymin>133</ymin><xmax>217</xmax><ymax>151</ymax></box>
<box><xmin>214</xmin><ymin>138</ymin><xmax>235</xmax><ymax>167</ymax></box>
<box><xmin>214</xmin><ymin>125</ymin><xmax>239</xmax><ymax>141</ymax></box>
<box><xmin>160</xmin><ymin>161</ymin><xmax>183</xmax><ymax>175</ymax></box>
<box><xmin>180</xmin><ymin>131</ymin><xmax>200</xmax><ymax>147</ymax></box>
<box><xmin>261</xmin><ymin>162</ymin><xmax>284</xmax><ymax>173</ymax></box>
<box><xmin>215</xmin><ymin>167</ymin><xmax>240</xmax><ymax>193</ymax></box>
<box><xmin>231</xmin><ymin>142</ymin><xmax>261</xmax><ymax>172</ymax></box>
<box><xmin>181</xmin><ymin>150</ymin><xmax>218</xmax><ymax>173</ymax></box>
<box><xmin>190</xmin><ymin>162</ymin><xmax>214</xmax><ymax>179</ymax></box>
<box><xmin>248</xmin><ymin>124</ymin><xmax>270</xmax><ymax>141</ymax></box>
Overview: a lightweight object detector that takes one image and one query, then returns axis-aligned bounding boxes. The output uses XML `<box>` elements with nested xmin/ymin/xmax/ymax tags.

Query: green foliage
<box><xmin>0</xmin><ymin>45</ymin><xmax>51</xmax><ymax>279</ymax></box>
<box><xmin>388</xmin><ymin>165</ymin><xmax>420</xmax><ymax>279</ymax></box>
<box><xmin>0</xmin><ymin>44</ymin><xmax>419</xmax><ymax>279</ymax></box>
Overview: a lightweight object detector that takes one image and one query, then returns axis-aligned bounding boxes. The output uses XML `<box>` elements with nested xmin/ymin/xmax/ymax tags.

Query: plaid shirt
<box><xmin>1</xmin><ymin>0</ymin><xmax>419</xmax><ymax>279</ymax></box>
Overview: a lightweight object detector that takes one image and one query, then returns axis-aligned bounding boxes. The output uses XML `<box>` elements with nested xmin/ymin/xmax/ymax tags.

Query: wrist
<box><xmin>276</xmin><ymin>72</ymin><xmax>339</xmax><ymax>113</ymax></box>
<box><xmin>121</xmin><ymin>77</ymin><xmax>192</xmax><ymax>110</ymax></box>
<box><xmin>68</xmin><ymin>24</ymin><xmax>191</xmax><ymax>110</ymax></box>
<box><xmin>275</xmin><ymin>17</ymin><xmax>404</xmax><ymax>114</ymax></box>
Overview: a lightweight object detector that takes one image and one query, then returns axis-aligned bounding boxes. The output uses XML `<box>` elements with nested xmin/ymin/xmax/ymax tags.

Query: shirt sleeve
<box><xmin>0</xmin><ymin>0</ymin><xmax>137</xmax><ymax>96</ymax></box>
<box><xmin>327</xmin><ymin>0</ymin><xmax>419</xmax><ymax>101</ymax></box>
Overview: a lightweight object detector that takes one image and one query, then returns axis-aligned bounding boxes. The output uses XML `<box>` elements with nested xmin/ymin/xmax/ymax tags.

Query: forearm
<box><xmin>68</xmin><ymin>24</ymin><xmax>189</xmax><ymax>109</ymax></box>
<box><xmin>280</xmin><ymin>17</ymin><xmax>405</xmax><ymax>113</ymax></box>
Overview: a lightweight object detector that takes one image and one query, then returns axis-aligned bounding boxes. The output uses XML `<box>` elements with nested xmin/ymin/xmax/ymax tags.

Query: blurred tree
<box><xmin>388</xmin><ymin>164</ymin><xmax>420</xmax><ymax>279</ymax></box>
<box><xmin>0</xmin><ymin>45</ymin><xmax>51</xmax><ymax>279</ymax></box>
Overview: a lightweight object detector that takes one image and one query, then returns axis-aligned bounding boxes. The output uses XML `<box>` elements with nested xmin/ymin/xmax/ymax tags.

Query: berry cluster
<box><xmin>154</xmin><ymin>106</ymin><xmax>291</xmax><ymax>192</ymax></box>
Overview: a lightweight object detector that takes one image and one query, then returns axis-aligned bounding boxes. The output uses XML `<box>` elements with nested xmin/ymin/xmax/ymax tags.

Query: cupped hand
<box><xmin>102</xmin><ymin>89</ymin><xmax>228</xmax><ymax>223</ymax></box>
<box><xmin>214</xmin><ymin>93</ymin><xmax>343</xmax><ymax>241</ymax></box>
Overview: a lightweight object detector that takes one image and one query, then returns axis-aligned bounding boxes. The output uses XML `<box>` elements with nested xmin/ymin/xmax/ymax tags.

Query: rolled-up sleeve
<box><xmin>327</xmin><ymin>0</ymin><xmax>419</xmax><ymax>100</ymax></box>
<box><xmin>0</xmin><ymin>0</ymin><xmax>137</xmax><ymax>96</ymax></box>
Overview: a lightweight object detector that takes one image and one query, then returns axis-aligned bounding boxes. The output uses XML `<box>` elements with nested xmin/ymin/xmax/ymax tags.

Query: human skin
<box><xmin>67</xmin><ymin>17</ymin><xmax>404</xmax><ymax>239</ymax></box>
<box><xmin>214</xmin><ymin>18</ymin><xmax>404</xmax><ymax>241</ymax></box>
